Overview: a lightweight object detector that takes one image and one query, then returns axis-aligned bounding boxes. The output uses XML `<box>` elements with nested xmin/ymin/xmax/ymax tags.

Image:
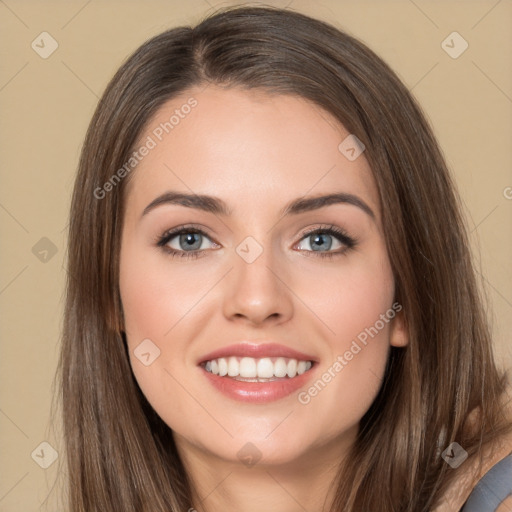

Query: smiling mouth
<box><xmin>201</xmin><ymin>356</ymin><xmax>314</xmax><ymax>381</ymax></box>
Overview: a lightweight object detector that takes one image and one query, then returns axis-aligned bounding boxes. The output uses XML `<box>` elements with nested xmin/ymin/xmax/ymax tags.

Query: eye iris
<box><xmin>310</xmin><ymin>233</ymin><xmax>332</xmax><ymax>251</ymax></box>
<box><xmin>180</xmin><ymin>233</ymin><xmax>202</xmax><ymax>250</ymax></box>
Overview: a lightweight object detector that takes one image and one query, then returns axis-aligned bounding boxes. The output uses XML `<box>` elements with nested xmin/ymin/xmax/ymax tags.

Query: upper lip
<box><xmin>197</xmin><ymin>342</ymin><xmax>318</xmax><ymax>365</ymax></box>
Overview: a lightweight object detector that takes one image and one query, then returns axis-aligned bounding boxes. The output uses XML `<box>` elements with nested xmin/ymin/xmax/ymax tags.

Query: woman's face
<box><xmin>119</xmin><ymin>85</ymin><xmax>408</xmax><ymax>468</ymax></box>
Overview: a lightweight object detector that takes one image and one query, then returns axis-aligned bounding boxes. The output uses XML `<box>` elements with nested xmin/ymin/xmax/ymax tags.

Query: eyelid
<box><xmin>296</xmin><ymin>224</ymin><xmax>352</xmax><ymax>242</ymax></box>
<box><xmin>155</xmin><ymin>224</ymin><xmax>217</xmax><ymax>245</ymax></box>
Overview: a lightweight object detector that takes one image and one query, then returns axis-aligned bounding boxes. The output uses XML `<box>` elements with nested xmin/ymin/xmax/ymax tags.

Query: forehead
<box><xmin>125</xmin><ymin>85</ymin><xmax>380</xmax><ymax>223</ymax></box>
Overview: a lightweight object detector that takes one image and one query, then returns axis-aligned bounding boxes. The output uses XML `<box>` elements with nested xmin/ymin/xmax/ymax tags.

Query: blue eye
<box><xmin>156</xmin><ymin>226</ymin><xmax>216</xmax><ymax>259</ymax></box>
<box><xmin>295</xmin><ymin>226</ymin><xmax>357</xmax><ymax>259</ymax></box>
<box><xmin>155</xmin><ymin>224</ymin><xmax>357</xmax><ymax>260</ymax></box>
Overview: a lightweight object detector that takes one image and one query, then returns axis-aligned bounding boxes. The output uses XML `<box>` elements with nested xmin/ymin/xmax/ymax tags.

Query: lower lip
<box><xmin>199</xmin><ymin>364</ymin><xmax>317</xmax><ymax>403</ymax></box>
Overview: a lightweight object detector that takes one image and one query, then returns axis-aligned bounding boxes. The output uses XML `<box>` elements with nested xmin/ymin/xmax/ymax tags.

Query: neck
<box><xmin>174</xmin><ymin>427</ymin><xmax>357</xmax><ymax>512</ymax></box>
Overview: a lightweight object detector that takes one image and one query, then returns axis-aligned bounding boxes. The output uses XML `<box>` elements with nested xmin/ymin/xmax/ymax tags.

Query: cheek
<box><xmin>119</xmin><ymin>240</ymin><xmax>180</xmax><ymax>374</ymax></box>
<box><xmin>119</xmin><ymin>249</ymin><xmax>190</xmax><ymax>424</ymax></box>
<box><xmin>295</xmin><ymin>249</ymin><xmax>395</xmax><ymax>425</ymax></box>
<box><xmin>304</xmin><ymin>246</ymin><xmax>395</xmax><ymax>349</ymax></box>
<box><xmin>119</xmin><ymin>240</ymin><xmax>210</xmax><ymax>344</ymax></box>
<box><xmin>119</xmin><ymin>240</ymin><xmax>220</xmax><ymax>417</ymax></box>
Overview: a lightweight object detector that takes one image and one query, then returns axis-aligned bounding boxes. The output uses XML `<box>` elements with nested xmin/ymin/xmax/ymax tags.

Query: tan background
<box><xmin>1</xmin><ymin>0</ymin><xmax>511</xmax><ymax>510</ymax></box>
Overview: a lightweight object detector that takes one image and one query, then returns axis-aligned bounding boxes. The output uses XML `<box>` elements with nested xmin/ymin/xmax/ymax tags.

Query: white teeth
<box><xmin>203</xmin><ymin>356</ymin><xmax>314</xmax><ymax>379</ymax></box>
<box><xmin>274</xmin><ymin>357</ymin><xmax>288</xmax><ymax>378</ymax></box>
<box><xmin>239</xmin><ymin>357</ymin><xmax>257</xmax><ymax>378</ymax></box>
<box><xmin>227</xmin><ymin>356</ymin><xmax>239</xmax><ymax>377</ymax></box>
<box><xmin>287</xmin><ymin>359</ymin><xmax>297</xmax><ymax>377</ymax></box>
<box><xmin>257</xmin><ymin>358</ymin><xmax>274</xmax><ymax>378</ymax></box>
<box><xmin>218</xmin><ymin>358</ymin><xmax>228</xmax><ymax>377</ymax></box>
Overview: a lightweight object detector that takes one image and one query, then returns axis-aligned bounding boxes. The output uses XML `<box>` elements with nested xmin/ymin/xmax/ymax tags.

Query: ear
<box><xmin>389</xmin><ymin>308</ymin><xmax>409</xmax><ymax>347</ymax></box>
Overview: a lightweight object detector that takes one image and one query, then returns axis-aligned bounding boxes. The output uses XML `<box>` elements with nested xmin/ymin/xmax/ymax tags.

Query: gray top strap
<box><xmin>461</xmin><ymin>453</ymin><xmax>512</xmax><ymax>511</ymax></box>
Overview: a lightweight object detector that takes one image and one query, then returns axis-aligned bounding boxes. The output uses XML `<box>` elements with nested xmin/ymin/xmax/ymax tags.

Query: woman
<box><xmin>57</xmin><ymin>6</ymin><xmax>512</xmax><ymax>511</ymax></box>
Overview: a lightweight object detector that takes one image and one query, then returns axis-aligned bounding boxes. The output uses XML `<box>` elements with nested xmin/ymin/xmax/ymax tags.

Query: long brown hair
<box><xmin>56</xmin><ymin>5</ymin><xmax>512</xmax><ymax>511</ymax></box>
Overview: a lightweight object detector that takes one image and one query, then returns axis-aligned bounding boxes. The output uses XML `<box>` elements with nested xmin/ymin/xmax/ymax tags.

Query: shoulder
<box><xmin>460</xmin><ymin>452</ymin><xmax>512</xmax><ymax>511</ymax></box>
<box><xmin>433</xmin><ymin>389</ymin><xmax>512</xmax><ymax>511</ymax></box>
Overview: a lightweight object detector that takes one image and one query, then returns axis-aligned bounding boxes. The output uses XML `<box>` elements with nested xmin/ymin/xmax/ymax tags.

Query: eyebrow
<box><xmin>141</xmin><ymin>191</ymin><xmax>375</xmax><ymax>220</ymax></box>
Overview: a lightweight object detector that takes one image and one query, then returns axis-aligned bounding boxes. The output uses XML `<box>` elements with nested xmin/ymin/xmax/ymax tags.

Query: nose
<box><xmin>221</xmin><ymin>244</ymin><xmax>294</xmax><ymax>327</ymax></box>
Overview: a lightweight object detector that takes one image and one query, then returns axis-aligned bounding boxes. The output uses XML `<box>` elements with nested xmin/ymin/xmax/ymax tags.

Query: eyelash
<box><xmin>154</xmin><ymin>224</ymin><xmax>358</xmax><ymax>260</ymax></box>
